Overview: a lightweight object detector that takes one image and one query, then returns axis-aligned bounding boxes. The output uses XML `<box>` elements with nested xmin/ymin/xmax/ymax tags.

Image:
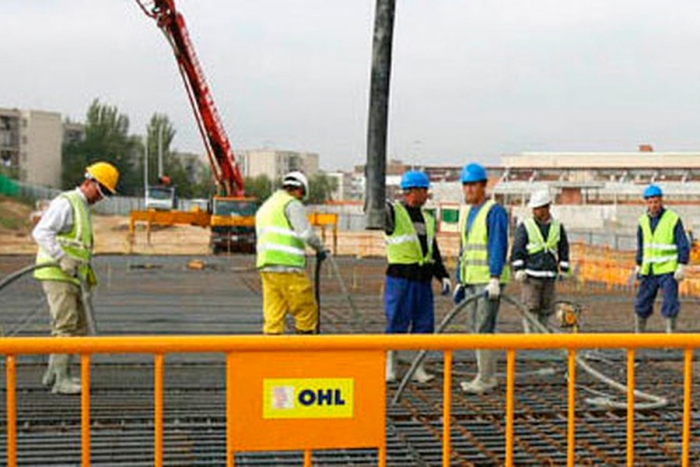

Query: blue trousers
<box><xmin>384</xmin><ymin>276</ymin><xmax>434</xmax><ymax>334</ymax></box>
<box><xmin>634</xmin><ymin>273</ymin><xmax>679</xmax><ymax>319</ymax></box>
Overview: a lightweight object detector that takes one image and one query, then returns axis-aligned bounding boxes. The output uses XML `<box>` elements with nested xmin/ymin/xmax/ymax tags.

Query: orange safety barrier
<box><xmin>1</xmin><ymin>334</ymin><xmax>696</xmax><ymax>467</ymax></box>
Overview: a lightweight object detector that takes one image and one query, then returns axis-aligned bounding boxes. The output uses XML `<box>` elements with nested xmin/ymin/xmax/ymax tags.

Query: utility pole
<box><xmin>365</xmin><ymin>0</ymin><xmax>395</xmax><ymax>230</ymax></box>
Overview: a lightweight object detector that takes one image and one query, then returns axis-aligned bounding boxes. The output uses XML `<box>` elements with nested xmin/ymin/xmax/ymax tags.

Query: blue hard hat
<box><xmin>643</xmin><ymin>184</ymin><xmax>663</xmax><ymax>199</ymax></box>
<box><xmin>460</xmin><ymin>163</ymin><xmax>487</xmax><ymax>184</ymax></box>
<box><xmin>400</xmin><ymin>171</ymin><xmax>430</xmax><ymax>190</ymax></box>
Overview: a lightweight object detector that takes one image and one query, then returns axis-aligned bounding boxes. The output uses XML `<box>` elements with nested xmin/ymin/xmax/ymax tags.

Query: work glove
<box><xmin>633</xmin><ymin>265</ymin><xmax>641</xmax><ymax>279</ymax></box>
<box><xmin>485</xmin><ymin>278</ymin><xmax>501</xmax><ymax>300</ymax></box>
<box><xmin>440</xmin><ymin>277</ymin><xmax>452</xmax><ymax>296</ymax></box>
<box><xmin>59</xmin><ymin>256</ymin><xmax>81</xmax><ymax>277</ymax></box>
<box><xmin>674</xmin><ymin>264</ymin><xmax>687</xmax><ymax>282</ymax></box>
<box><xmin>316</xmin><ymin>249</ymin><xmax>330</xmax><ymax>262</ymax></box>
<box><xmin>514</xmin><ymin>270</ymin><xmax>527</xmax><ymax>283</ymax></box>
<box><xmin>452</xmin><ymin>283</ymin><xmax>466</xmax><ymax>304</ymax></box>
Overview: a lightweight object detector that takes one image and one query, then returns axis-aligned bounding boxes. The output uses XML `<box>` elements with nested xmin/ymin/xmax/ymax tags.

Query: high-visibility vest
<box><xmin>639</xmin><ymin>209</ymin><xmax>679</xmax><ymax>276</ymax></box>
<box><xmin>460</xmin><ymin>200</ymin><xmax>510</xmax><ymax>285</ymax></box>
<box><xmin>525</xmin><ymin>218</ymin><xmax>561</xmax><ymax>255</ymax></box>
<box><xmin>34</xmin><ymin>191</ymin><xmax>94</xmax><ymax>286</ymax></box>
<box><xmin>256</xmin><ymin>190</ymin><xmax>306</xmax><ymax>269</ymax></box>
<box><xmin>384</xmin><ymin>202</ymin><xmax>435</xmax><ymax>265</ymax></box>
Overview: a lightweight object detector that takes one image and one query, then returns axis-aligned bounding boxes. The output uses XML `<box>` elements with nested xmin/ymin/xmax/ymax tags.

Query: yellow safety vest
<box><xmin>460</xmin><ymin>200</ymin><xmax>510</xmax><ymax>285</ymax></box>
<box><xmin>256</xmin><ymin>190</ymin><xmax>306</xmax><ymax>269</ymax></box>
<box><xmin>525</xmin><ymin>218</ymin><xmax>561</xmax><ymax>255</ymax></box>
<box><xmin>639</xmin><ymin>209</ymin><xmax>679</xmax><ymax>276</ymax></box>
<box><xmin>384</xmin><ymin>202</ymin><xmax>435</xmax><ymax>265</ymax></box>
<box><xmin>34</xmin><ymin>191</ymin><xmax>95</xmax><ymax>286</ymax></box>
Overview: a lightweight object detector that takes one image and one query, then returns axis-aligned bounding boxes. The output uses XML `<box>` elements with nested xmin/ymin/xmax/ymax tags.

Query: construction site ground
<box><xmin>1</xmin><ymin>251</ymin><xmax>700</xmax><ymax>466</ymax></box>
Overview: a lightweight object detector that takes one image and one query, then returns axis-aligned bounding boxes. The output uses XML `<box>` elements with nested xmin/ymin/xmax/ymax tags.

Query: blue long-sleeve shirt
<box><xmin>456</xmin><ymin>200</ymin><xmax>509</xmax><ymax>281</ymax></box>
<box><xmin>635</xmin><ymin>207</ymin><xmax>690</xmax><ymax>267</ymax></box>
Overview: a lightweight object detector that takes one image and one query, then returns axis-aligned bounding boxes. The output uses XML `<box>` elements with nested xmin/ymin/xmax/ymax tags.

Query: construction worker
<box><xmin>32</xmin><ymin>161</ymin><xmax>119</xmax><ymax>394</ymax></box>
<box><xmin>453</xmin><ymin>163</ymin><xmax>509</xmax><ymax>394</ymax></box>
<box><xmin>255</xmin><ymin>171</ymin><xmax>329</xmax><ymax>335</ymax></box>
<box><xmin>634</xmin><ymin>184</ymin><xmax>690</xmax><ymax>333</ymax></box>
<box><xmin>384</xmin><ymin>170</ymin><xmax>451</xmax><ymax>383</ymax></box>
<box><xmin>510</xmin><ymin>190</ymin><xmax>570</xmax><ymax>332</ymax></box>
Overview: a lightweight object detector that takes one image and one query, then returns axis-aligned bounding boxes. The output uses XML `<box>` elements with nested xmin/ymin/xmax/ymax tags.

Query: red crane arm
<box><xmin>136</xmin><ymin>0</ymin><xmax>245</xmax><ymax>196</ymax></box>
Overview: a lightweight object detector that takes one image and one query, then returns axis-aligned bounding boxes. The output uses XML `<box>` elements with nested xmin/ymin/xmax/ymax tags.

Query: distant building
<box><xmin>0</xmin><ymin>107</ymin><xmax>64</xmax><ymax>188</ymax></box>
<box><xmin>326</xmin><ymin>171</ymin><xmax>354</xmax><ymax>201</ymax></box>
<box><xmin>237</xmin><ymin>149</ymin><xmax>319</xmax><ymax>181</ymax></box>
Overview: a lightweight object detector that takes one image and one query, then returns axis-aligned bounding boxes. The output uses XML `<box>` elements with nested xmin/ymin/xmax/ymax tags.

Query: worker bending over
<box><xmin>256</xmin><ymin>171</ymin><xmax>329</xmax><ymax>334</ymax></box>
<box><xmin>510</xmin><ymin>190</ymin><xmax>570</xmax><ymax>332</ymax></box>
<box><xmin>32</xmin><ymin>161</ymin><xmax>119</xmax><ymax>394</ymax></box>
<box><xmin>383</xmin><ymin>171</ymin><xmax>451</xmax><ymax>383</ymax></box>
<box><xmin>453</xmin><ymin>163</ymin><xmax>509</xmax><ymax>394</ymax></box>
<box><xmin>634</xmin><ymin>184</ymin><xmax>689</xmax><ymax>333</ymax></box>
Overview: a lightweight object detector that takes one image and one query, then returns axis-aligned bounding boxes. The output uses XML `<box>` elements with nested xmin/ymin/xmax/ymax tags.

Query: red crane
<box><xmin>136</xmin><ymin>0</ymin><xmax>245</xmax><ymax>197</ymax></box>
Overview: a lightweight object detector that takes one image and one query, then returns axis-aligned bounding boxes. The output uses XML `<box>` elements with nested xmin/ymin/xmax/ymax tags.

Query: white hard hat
<box><xmin>528</xmin><ymin>190</ymin><xmax>552</xmax><ymax>209</ymax></box>
<box><xmin>282</xmin><ymin>171</ymin><xmax>309</xmax><ymax>199</ymax></box>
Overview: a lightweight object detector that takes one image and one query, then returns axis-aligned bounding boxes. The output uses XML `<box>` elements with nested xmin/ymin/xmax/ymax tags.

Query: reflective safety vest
<box><xmin>384</xmin><ymin>202</ymin><xmax>435</xmax><ymax>265</ymax></box>
<box><xmin>460</xmin><ymin>200</ymin><xmax>510</xmax><ymax>284</ymax></box>
<box><xmin>525</xmin><ymin>218</ymin><xmax>561</xmax><ymax>255</ymax></box>
<box><xmin>256</xmin><ymin>190</ymin><xmax>306</xmax><ymax>269</ymax></box>
<box><xmin>34</xmin><ymin>191</ymin><xmax>95</xmax><ymax>286</ymax></box>
<box><xmin>639</xmin><ymin>209</ymin><xmax>679</xmax><ymax>276</ymax></box>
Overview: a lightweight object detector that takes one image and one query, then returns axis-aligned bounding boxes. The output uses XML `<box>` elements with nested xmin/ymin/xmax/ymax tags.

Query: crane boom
<box><xmin>136</xmin><ymin>0</ymin><xmax>244</xmax><ymax>196</ymax></box>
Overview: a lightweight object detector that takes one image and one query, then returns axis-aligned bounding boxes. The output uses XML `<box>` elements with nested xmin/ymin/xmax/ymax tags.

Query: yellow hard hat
<box><xmin>85</xmin><ymin>162</ymin><xmax>119</xmax><ymax>194</ymax></box>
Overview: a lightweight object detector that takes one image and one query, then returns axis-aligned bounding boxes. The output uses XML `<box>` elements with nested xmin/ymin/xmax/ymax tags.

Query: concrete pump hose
<box><xmin>392</xmin><ymin>291</ymin><xmax>486</xmax><ymax>405</ymax></box>
<box><xmin>327</xmin><ymin>256</ymin><xmax>365</xmax><ymax>331</ymax></box>
<box><xmin>0</xmin><ymin>262</ymin><xmax>98</xmax><ymax>336</ymax></box>
<box><xmin>500</xmin><ymin>294</ymin><xmax>668</xmax><ymax>410</ymax></box>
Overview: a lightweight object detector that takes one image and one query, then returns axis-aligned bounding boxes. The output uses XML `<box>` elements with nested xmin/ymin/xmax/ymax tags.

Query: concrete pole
<box><xmin>364</xmin><ymin>0</ymin><xmax>395</xmax><ymax>230</ymax></box>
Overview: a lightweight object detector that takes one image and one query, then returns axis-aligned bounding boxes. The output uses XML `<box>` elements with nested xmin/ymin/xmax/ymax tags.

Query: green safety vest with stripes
<box><xmin>460</xmin><ymin>200</ymin><xmax>510</xmax><ymax>285</ymax></box>
<box><xmin>524</xmin><ymin>218</ymin><xmax>561</xmax><ymax>256</ymax></box>
<box><xmin>384</xmin><ymin>202</ymin><xmax>435</xmax><ymax>265</ymax></box>
<box><xmin>639</xmin><ymin>209</ymin><xmax>679</xmax><ymax>276</ymax></box>
<box><xmin>34</xmin><ymin>191</ymin><xmax>95</xmax><ymax>286</ymax></box>
<box><xmin>256</xmin><ymin>190</ymin><xmax>307</xmax><ymax>269</ymax></box>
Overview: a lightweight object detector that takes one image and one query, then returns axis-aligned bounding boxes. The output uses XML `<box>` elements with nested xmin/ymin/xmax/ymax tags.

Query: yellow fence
<box><xmin>1</xmin><ymin>334</ymin><xmax>696</xmax><ymax>467</ymax></box>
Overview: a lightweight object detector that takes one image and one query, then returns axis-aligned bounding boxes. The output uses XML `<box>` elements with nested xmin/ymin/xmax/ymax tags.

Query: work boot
<box><xmin>665</xmin><ymin>317</ymin><xmax>677</xmax><ymax>334</ymax></box>
<box><xmin>461</xmin><ymin>350</ymin><xmax>498</xmax><ymax>394</ymax></box>
<box><xmin>385</xmin><ymin>351</ymin><xmax>397</xmax><ymax>383</ymax></box>
<box><xmin>42</xmin><ymin>354</ymin><xmax>58</xmax><ymax>387</ymax></box>
<box><xmin>50</xmin><ymin>354</ymin><xmax>81</xmax><ymax>395</ymax></box>
<box><xmin>634</xmin><ymin>316</ymin><xmax>647</xmax><ymax>333</ymax></box>
<box><xmin>411</xmin><ymin>362</ymin><xmax>434</xmax><ymax>383</ymax></box>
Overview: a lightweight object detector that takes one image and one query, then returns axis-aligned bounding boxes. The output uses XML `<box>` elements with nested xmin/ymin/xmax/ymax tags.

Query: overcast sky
<box><xmin>3</xmin><ymin>1</ymin><xmax>700</xmax><ymax>170</ymax></box>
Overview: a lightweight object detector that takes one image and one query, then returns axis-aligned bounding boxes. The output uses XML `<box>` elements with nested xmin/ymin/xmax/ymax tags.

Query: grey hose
<box><xmin>393</xmin><ymin>292</ymin><xmax>668</xmax><ymax>410</ymax></box>
<box><xmin>327</xmin><ymin>255</ymin><xmax>365</xmax><ymax>332</ymax></box>
<box><xmin>0</xmin><ymin>262</ymin><xmax>98</xmax><ymax>336</ymax></box>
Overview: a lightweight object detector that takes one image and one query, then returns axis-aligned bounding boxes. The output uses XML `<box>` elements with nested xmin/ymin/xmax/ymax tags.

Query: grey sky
<box><xmin>2</xmin><ymin>1</ymin><xmax>700</xmax><ymax>171</ymax></box>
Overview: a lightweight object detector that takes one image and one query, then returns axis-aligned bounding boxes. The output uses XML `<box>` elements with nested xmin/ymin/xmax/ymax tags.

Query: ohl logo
<box><xmin>264</xmin><ymin>378</ymin><xmax>354</xmax><ymax>419</ymax></box>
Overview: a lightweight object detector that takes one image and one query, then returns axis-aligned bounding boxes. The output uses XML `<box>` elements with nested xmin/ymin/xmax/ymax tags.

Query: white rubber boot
<box><xmin>460</xmin><ymin>350</ymin><xmax>498</xmax><ymax>394</ymax></box>
<box><xmin>412</xmin><ymin>361</ymin><xmax>434</xmax><ymax>383</ymax></box>
<box><xmin>385</xmin><ymin>351</ymin><xmax>396</xmax><ymax>383</ymax></box>
<box><xmin>634</xmin><ymin>316</ymin><xmax>647</xmax><ymax>333</ymax></box>
<box><xmin>42</xmin><ymin>354</ymin><xmax>58</xmax><ymax>387</ymax></box>
<box><xmin>51</xmin><ymin>354</ymin><xmax>81</xmax><ymax>395</ymax></box>
<box><xmin>665</xmin><ymin>317</ymin><xmax>677</xmax><ymax>334</ymax></box>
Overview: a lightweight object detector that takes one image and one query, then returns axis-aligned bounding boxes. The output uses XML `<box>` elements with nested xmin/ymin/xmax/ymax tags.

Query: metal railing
<box><xmin>1</xmin><ymin>333</ymin><xmax>695</xmax><ymax>467</ymax></box>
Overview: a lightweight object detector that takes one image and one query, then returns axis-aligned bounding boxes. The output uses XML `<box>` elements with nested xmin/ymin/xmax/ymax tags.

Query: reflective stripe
<box><xmin>512</xmin><ymin>259</ymin><xmax>525</xmax><ymax>267</ymax></box>
<box><xmin>258</xmin><ymin>226</ymin><xmax>301</xmax><ymax>239</ymax></box>
<box><xmin>642</xmin><ymin>255</ymin><xmax>678</xmax><ymax>264</ymax></box>
<box><xmin>525</xmin><ymin>269</ymin><xmax>557</xmax><ymax>278</ymax></box>
<box><xmin>384</xmin><ymin>234</ymin><xmax>418</xmax><ymax>245</ymax></box>
<box><xmin>463</xmin><ymin>244</ymin><xmax>487</xmax><ymax>251</ymax></box>
<box><xmin>645</xmin><ymin>243</ymin><xmax>677</xmax><ymax>250</ymax></box>
<box><xmin>559</xmin><ymin>261</ymin><xmax>569</xmax><ymax>268</ymax></box>
<box><xmin>258</xmin><ymin>244</ymin><xmax>306</xmax><ymax>256</ymax></box>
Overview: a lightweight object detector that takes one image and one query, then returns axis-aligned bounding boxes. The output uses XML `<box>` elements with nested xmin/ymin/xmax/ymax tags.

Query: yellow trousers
<box><xmin>260</xmin><ymin>271</ymin><xmax>318</xmax><ymax>334</ymax></box>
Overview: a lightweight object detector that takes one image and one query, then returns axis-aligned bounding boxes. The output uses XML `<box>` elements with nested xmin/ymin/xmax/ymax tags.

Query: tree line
<box><xmin>63</xmin><ymin>99</ymin><xmax>338</xmax><ymax>203</ymax></box>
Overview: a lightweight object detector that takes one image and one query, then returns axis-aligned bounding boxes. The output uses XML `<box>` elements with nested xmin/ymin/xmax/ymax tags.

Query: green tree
<box><xmin>307</xmin><ymin>173</ymin><xmax>338</xmax><ymax>204</ymax></box>
<box><xmin>62</xmin><ymin>99</ymin><xmax>141</xmax><ymax>194</ymax></box>
<box><xmin>243</xmin><ymin>174</ymin><xmax>273</xmax><ymax>201</ymax></box>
